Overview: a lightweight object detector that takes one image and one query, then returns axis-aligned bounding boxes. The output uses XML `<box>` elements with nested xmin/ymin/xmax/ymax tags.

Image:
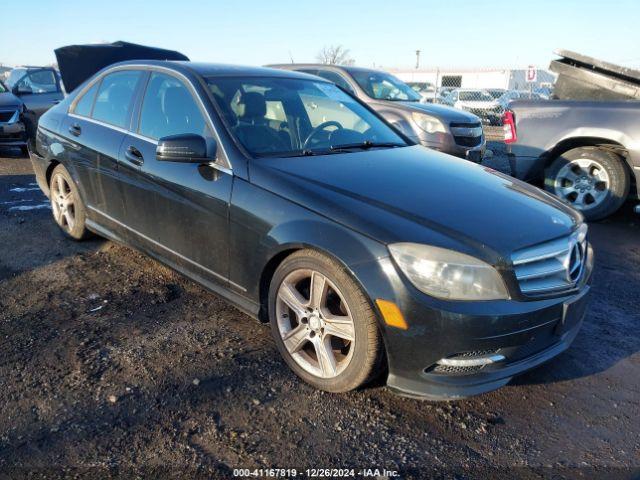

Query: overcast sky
<box><xmin>2</xmin><ymin>0</ymin><xmax>639</xmax><ymax>70</ymax></box>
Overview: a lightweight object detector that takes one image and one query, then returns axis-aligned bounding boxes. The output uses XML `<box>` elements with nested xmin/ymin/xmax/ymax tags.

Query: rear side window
<box><xmin>73</xmin><ymin>82</ymin><xmax>99</xmax><ymax>117</ymax></box>
<box><xmin>92</xmin><ymin>71</ymin><xmax>141</xmax><ymax>129</ymax></box>
<box><xmin>138</xmin><ymin>72</ymin><xmax>208</xmax><ymax>140</ymax></box>
<box><xmin>316</xmin><ymin>70</ymin><xmax>356</xmax><ymax>94</ymax></box>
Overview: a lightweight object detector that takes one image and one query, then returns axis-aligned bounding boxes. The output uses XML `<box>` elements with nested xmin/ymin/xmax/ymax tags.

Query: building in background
<box><xmin>389</xmin><ymin>67</ymin><xmax>555</xmax><ymax>91</ymax></box>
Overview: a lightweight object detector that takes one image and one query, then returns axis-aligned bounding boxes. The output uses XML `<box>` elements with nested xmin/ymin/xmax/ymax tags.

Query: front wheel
<box><xmin>268</xmin><ymin>249</ymin><xmax>384</xmax><ymax>393</ymax></box>
<box><xmin>49</xmin><ymin>165</ymin><xmax>91</xmax><ymax>240</ymax></box>
<box><xmin>544</xmin><ymin>146</ymin><xmax>630</xmax><ymax>221</ymax></box>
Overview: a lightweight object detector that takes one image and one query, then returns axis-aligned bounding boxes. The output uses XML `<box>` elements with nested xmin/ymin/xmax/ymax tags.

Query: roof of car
<box><xmin>112</xmin><ymin>60</ymin><xmax>322</xmax><ymax>80</ymax></box>
<box><xmin>268</xmin><ymin>63</ymin><xmax>386</xmax><ymax>75</ymax></box>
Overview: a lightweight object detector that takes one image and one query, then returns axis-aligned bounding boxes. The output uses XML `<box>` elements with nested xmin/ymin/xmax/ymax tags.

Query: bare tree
<box><xmin>316</xmin><ymin>45</ymin><xmax>355</xmax><ymax>65</ymax></box>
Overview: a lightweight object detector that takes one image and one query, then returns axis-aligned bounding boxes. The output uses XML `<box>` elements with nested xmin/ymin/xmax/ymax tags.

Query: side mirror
<box><xmin>156</xmin><ymin>134</ymin><xmax>215</xmax><ymax>163</ymax></box>
<box><xmin>15</xmin><ymin>84</ymin><xmax>33</xmax><ymax>95</ymax></box>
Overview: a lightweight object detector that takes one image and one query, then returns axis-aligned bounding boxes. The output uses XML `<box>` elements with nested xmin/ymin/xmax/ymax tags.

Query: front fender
<box><xmin>228</xmin><ymin>178</ymin><xmax>388</xmax><ymax>302</ymax></box>
<box><xmin>265</xmin><ymin>219</ymin><xmax>387</xmax><ymax>269</ymax></box>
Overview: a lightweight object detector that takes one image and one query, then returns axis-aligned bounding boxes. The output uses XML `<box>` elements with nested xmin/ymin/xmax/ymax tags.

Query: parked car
<box><xmin>270</xmin><ymin>64</ymin><xmax>485</xmax><ymax>161</ymax></box>
<box><xmin>2</xmin><ymin>66</ymin><xmax>65</xmax><ymax>152</ymax></box>
<box><xmin>449</xmin><ymin>88</ymin><xmax>504</xmax><ymax>125</ymax></box>
<box><xmin>434</xmin><ymin>87</ymin><xmax>455</xmax><ymax>106</ymax></box>
<box><xmin>486</xmin><ymin>88</ymin><xmax>507</xmax><ymax>100</ymax></box>
<box><xmin>407</xmin><ymin>81</ymin><xmax>436</xmax><ymax>103</ymax></box>
<box><xmin>504</xmin><ymin>100</ymin><xmax>640</xmax><ymax>220</ymax></box>
<box><xmin>505</xmin><ymin>50</ymin><xmax>640</xmax><ymax>220</ymax></box>
<box><xmin>32</xmin><ymin>52</ymin><xmax>593</xmax><ymax>399</ymax></box>
<box><xmin>0</xmin><ymin>79</ymin><xmax>29</xmax><ymax>154</ymax></box>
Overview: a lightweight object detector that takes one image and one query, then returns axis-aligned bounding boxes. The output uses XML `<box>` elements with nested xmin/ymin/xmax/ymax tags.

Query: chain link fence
<box><xmin>391</xmin><ymin>67</ymin><xmax>555</xmax><ymax>140</ymax></box>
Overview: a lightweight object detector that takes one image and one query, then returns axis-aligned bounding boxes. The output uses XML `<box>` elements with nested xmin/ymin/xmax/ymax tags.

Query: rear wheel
<box><xmin>268</xmin><ymin>249</ymin><xmax>384</xmax><ymax>393</ymax></box>
<box><xmin>544</xmin><ymin>146</ymin><xmax>630</xmax><ymax>221</ymax></box>
<box><xmin>50</xmin><ymin>165</ymin><xmax>91</xmax><ymax>240</ymax></box>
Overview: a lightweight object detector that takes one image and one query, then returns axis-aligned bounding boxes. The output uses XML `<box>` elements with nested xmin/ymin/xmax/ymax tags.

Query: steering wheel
<box><xmin>302</xmin><ymin>121</ymin><xmax>343</xmax><ymax>149</ymax></box>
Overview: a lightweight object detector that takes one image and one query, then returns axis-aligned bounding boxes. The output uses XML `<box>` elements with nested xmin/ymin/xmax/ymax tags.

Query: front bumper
<box><xmin>0</xmin><ymin>121</ymin><xmax>27</xmax><ymax>146</ymax></box>
<box><xmin>419</xmin><ymin>134</ymin><xmax>486</xmax><ymax>162</ymax></box>
<box><xmin>351</xmin><ymin>254</ymin><xmax>592</xmax><ymax>400</ymax></box>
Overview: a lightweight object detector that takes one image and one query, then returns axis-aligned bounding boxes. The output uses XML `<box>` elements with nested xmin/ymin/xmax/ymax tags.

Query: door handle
<box><xmin>52</xmin><ymin>100</ymin><xmax>61</xmax><ymax>105</ymax></box>
<box><xmin>125</xmin><ymin>145</ymin><xmax>144</xmax><ymax>166</ymax></box>
<box><xmin>68</xmin><ymin>124</ymin><xmax>81</xmax><ymax>137</ymax></box>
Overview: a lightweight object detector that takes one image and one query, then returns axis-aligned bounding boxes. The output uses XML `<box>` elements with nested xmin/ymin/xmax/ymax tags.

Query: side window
<box><xmin>21</xmin><ymin>70</ymin><xmax>58</xmax><ymax>93</ymax></box>
<box><xmin>73</xmin><ymin>82</ymin><xmax>100</xmax><ymax>117</ymax></box>
<box><xmin>92</xmin><ymin>71</ymin><xmax>141</xmax><ymax>129</ymax></box>
<box><xmin>316</xmin><ymin>71</ymin><xmax>356</xmax><ymax>94</ymax></box>
<box><xmin>139</xmin><ymin>72</ymin><xmax>208</xmax><ymax>140</ymax></box>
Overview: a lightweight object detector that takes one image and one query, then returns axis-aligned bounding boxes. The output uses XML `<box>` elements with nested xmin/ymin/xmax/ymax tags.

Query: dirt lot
<box><xmin>0</xmin><ymin>147</ymin><xmax>639</xmax><ymax>479</ymax></box>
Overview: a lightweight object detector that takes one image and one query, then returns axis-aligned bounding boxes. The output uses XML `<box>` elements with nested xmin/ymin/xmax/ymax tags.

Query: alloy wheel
<box><xmin>50</xmin><ymin>173</ymin><xmax>76</xmax><ymax>233</ymax></box>
<box><xmin>275</xmin><ymin>269</ymin><xmax>356</xmax><ymax>379</ymax></box>
<box><xmin>553</xmin><ymin>158</ymin><xmax>610</xmax><ymax>210</ymax></box>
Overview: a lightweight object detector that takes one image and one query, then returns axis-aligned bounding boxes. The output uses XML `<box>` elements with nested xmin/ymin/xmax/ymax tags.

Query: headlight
<box><xmin>389</xmin><ymin>243</ymin><xmax>509</xmax><ymax>301</ymax></box>
<box><xmin>411</xmin><ymin>112</ymin><xmax>446</xmax><ymax>134</ymax></box>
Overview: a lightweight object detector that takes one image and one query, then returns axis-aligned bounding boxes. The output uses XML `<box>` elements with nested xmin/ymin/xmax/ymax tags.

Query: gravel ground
<box><xmin>0</xmin><ymin>147</ymin><xmax>639</xmax><ymax>479</ymax></box>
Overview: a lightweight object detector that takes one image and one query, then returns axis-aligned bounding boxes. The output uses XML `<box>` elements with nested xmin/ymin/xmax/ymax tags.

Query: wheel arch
<box><xmin>255</xmin><ymin>220</ymin><xmax>388</xmax><ymax>324</ymax></box>
<box><xmin>544</xmin><ymin>137</ymin><xmax>630</xmax><ymax>172</ymax></box>
<box><xmin>45</xmin><ymin>158</ymin><xmax>61</xmax><ymax>187</ymax></box>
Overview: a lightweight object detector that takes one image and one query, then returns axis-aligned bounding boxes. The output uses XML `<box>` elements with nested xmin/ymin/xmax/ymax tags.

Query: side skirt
<box><xmin>86</xmin><ymin>219</ymin><xmax>261</xmax><ymax>320</ymax></box>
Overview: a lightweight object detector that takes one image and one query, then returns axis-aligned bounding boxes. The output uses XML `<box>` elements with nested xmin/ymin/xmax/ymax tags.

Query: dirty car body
<box><xmin>32</xmin><ymin>59</ymin><xmax>592</xmax><ymax>399</ymax></box>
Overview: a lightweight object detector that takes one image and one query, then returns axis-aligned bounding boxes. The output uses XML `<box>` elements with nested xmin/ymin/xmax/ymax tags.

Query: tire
<box><xmin>20</xmin><ymin>145</ymin><xmax>29</xmax><ymax>157</ymax></box>
<box><xmin>544</xmin><ymin>146</ymin><xmax>630</xmax><ymax>221</ymax></box>
<box><xmin>49</xmin><ymin>165</ymin><xmax>91</xmax><ymax>240</ymax></box>
<box><xmin>268</xmin><ymin>249</ymin><xmax>384</xmax><ymax>393</ymax></box>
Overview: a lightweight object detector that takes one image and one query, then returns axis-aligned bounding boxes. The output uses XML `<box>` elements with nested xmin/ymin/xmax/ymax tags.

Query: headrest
<box><xmin>240</xmin><ymin>91</ymin><xmax>266</xmax><ymax>119</ymax></box>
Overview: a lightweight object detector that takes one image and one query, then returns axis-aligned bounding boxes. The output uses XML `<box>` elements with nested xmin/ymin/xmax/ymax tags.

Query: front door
<box><xmin>15</xmin><ymin>69</ymin><xmax>64</xmax><ymax>118</ymax></box>
<box><xmin>118</xmin><ymin>71</ymin><xmax>233</xmax><ymax>286</ymax></box>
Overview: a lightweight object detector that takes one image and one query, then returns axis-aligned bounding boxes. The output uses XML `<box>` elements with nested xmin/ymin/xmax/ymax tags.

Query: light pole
<box><xmin>415</xmin><ymin>50</ymin><xmax>421</xmax><ymax>69</ymax></box>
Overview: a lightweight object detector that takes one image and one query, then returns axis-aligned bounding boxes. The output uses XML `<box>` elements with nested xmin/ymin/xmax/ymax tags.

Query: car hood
<box><xmin>251</xmin><ymin>146</ymin><xmax>581</xmax><ymax>262</ymax></box>
<box><xmin>388</xmin><ymin>100</ymin><xmax>481</xmax><ymax>123</ymax></box>
<box><xmin>0</xmin><ymin>91</ymin><xmax>22</xmax><ymax>109</ymax></box>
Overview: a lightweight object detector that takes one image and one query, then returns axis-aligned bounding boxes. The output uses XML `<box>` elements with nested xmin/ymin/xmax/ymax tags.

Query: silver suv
<box><xmin>270</xmin><ymin>64</ymin><xmax>485</xmax><ymax>162</ymax></box>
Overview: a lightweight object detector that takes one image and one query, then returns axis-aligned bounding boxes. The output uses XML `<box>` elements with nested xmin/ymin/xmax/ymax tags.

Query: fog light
<box><xmin>437</xmin><ymin>354</ymin><xmax>505</xmax><ymax>367</ymax></box>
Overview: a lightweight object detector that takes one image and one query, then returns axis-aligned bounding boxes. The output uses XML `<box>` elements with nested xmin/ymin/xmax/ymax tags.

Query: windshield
<box><xmin>459</xmin><ymin>91</ymin><xmax>494</xmax><ymax>102</ymax></box>
<box><xmin>5</xmin><ymin>69</ymin><xmax>25</xmax><ymax>90</ymax></box>
<box><xmin>207</xmin><ymin>77</ymin><xmax>407</xmax><ymax>158</ymax></box>
<box><xmin>349</xmin><ymin>71</ymin><xmax>422</xmax><ymax>102</ymax></box>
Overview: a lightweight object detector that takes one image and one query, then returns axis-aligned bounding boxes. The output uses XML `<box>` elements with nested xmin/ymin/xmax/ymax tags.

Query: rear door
<box><xmin>118</xmin><ymin>70</ymin><xmax>233</xmax><ymax>286</ymax></box>
<box><xmin>62</xmin><ymin>69</ymin><xmax>144</xmax><ymax>227</ymax></box>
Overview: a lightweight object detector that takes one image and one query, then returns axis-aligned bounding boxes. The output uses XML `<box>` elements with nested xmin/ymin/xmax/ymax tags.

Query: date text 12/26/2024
<box><xmin>233</xmin><ymin>468</ymin><xmax>400</xmax><ymax>478</ymax></box>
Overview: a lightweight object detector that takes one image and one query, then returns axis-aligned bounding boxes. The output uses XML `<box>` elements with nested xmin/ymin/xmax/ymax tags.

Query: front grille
<box><xmin>512</xmin><ymin>234</ymin><xmax>587</xmax><ymax>296</ymax></box>
<box><xmin>454</xmin><ymin>136</ymin><xmax>482</xmax><ymax>147</ymax></box>
<box><xmin>450</xmin><ymin>122</ymin><xmax>483</xmax><ymax>148</ymax></box>
<box><xmin>0</xmin><ymin>110</ymin><xmax>18</xmax><ymax>123</ymax></box>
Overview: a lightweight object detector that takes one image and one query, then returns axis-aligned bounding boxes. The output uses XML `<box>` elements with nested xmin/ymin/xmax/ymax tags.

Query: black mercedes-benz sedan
<box><xmin>31</xmin><ymin>59</ymin><xmax>593</xmax><ymax>399</ymax></box>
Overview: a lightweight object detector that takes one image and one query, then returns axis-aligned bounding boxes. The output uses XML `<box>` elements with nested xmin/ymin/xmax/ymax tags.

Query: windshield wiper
<box><xmin>329</xmin><ymin>141</ymin><xmax>405</xmax><ymax>151</ymax></box>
